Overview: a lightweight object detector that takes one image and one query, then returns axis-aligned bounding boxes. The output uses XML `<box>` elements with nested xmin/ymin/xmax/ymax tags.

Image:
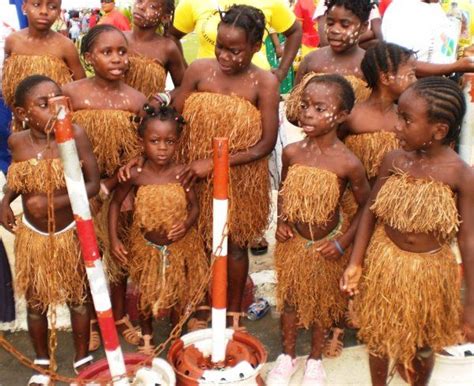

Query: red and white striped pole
<box><xmin>211</xmin><ymin>137</ymin><xmax>229</xmax><ymax>364</ymax></box>
<box><xmin>49</xmin><ymin>97</ymin><xmax>129</xmax><ymax>385</ymax></box>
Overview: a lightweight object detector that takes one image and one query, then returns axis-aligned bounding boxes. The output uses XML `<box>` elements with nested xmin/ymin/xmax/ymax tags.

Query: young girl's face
<box><xmin>142</xmin><ymin>119</ymin><xmax>179</xmax><ymax>165</ymax></box>
<box><xmin>215</xmin><ymin>24</ymin><xmax>260</xmax><ymax>75</ymax></box>
<box><xmin>133</xmin><ymin>0</ymin><xmax>165</xmax><ymax>28</ymax></box>
<box><xmin>298</xmin><ymin>82</ymin><xmax>346</xmax><ymax>137</ymax></box>
<box><xmin>85</xmin><ymin>30</ymin><xmax>129</xmax><ymax>80</ymax></box>
<box><xmin>23</xmin><ymin>0</ymin><xmax>61</xmax><ymax>31</ymax></box>
<box><xmin>17</xmin><ymin>81</ymin><xmax>62</xmax><ymax>133</ymax></box>
<box><xmin>396</xmin><ymin>88</ymin><xmax>436</xmax><ymax>151</ymax></box>
<box><xmin>386</xmin><ymin>57</ymin><xmax>417</xmax><ymax>98</ymax></box>
<box><xmin>325</xmin><ymin>6</ymin><xmax>367</xmax><ymax>53</ymax></box>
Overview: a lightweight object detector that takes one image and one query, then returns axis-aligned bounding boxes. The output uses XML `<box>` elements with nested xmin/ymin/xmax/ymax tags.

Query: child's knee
<box><xmin>69</xmin><ymin>303</ymin><xmax>89</xmax><ymax>316</ymax></box>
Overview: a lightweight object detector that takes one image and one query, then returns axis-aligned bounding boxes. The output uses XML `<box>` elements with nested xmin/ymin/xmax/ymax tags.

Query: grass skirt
<box><xmin>7</xmin><ymin>159</ymin><xmax>65</xmax><ymax>193</ymax></box>
<box><xmin>14</xmin><ymin>220</ymin><xmax>87</xmax><ymax>312</ymax></box>
<box><xmin>355</xmin><ymin>225</ymin><xmax>461</xmax><ymax>368</ymax></box>
<box><xmin>2</xmin><ymin>54</ymin><xmax>72</xmax><ymax>108</ymax></box>
<box><xmin>124</xmin><ymin>55</ymin><xmax>166</xmax><ymax>98</ymax></box>
<box><xmin>275</xmin><ymin>215</ymin><xmax>349</xmax><ymax>329</ymax></box>
<box><xmin>128</xmin><ymin>226</ymin><xmax>208</xmax><ymax>316</ymax></box>
<box><xmin>72</xmin><ymin>110</ymin><xmax>140</xmax><ymax>177</ymax></box>
<box><xmin>344</xmin><ymin>131</ymin><xmax>399</xmax><ymax>179</ymax></box>
<box><xmin>180</xmin><ymin>92</ymin><xmax>270</xmax><ymax>248</ymax></box>
<box><xmin>285</xmin><ymin>72</ymin><xmax>370</xmax><ymax>123</ymax></box>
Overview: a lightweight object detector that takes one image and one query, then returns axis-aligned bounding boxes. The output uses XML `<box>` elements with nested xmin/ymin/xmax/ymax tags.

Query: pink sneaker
<box><xmin>302</xmin><ymin>358</ymin><xmax>326</xmax><ymax>386</ymax></box>
<box><xmin>266</xmin><ymin>354</ymin><xmax>297</xmax><ymax>386</ymax></box>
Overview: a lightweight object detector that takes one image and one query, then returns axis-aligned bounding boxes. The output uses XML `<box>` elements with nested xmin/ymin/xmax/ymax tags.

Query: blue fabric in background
<box><xmin>10</xmin><ymin>0</ymin><xmax>29</xmax><ymax>29</ymax></box>
<box><xmin>0</xmin><ymin>98</ymin><xmax>11</xmax><ymax>175</ymax></box>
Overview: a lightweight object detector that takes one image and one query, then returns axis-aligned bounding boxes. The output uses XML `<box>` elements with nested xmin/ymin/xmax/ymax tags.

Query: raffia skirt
<box><xmin>355</xmin><ymin>225</ymin><xmax>461</xmax><ymax>368</ymax></box>
<box><xmin>14</xmin><ymin>219</ymin><xmax>87</xmax><ymax>312</ymax></box>
<box><xmin>275</xmin><ymin>216</ymin><xmax>349</xmax><ymax>329</ymax></box>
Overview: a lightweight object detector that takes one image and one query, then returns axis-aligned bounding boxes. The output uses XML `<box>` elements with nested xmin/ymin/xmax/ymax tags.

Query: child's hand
<box><xmin>0</xmin><ymin>204</ymin><xmax>16</xmax><ymax>233</ymax></box>
<box><xmin>340</xmin><ymin>264</ymin><xmax>362</xmax><ymax>296</ymax></box>
<box><xmin>118</xmin><ymin>156</ymin><xmax>145</xmax><ymax>182</ymax></box>
<box><xmin>318</xmin><ymin>239</ymin><xmax>344</xmax><ymax>260</ymax></box>
<box><xmin>168</xmin><ymin>222</ymin><xmax>187</xmax><ymax>241</ymax></box>
<box><xmin>276</xmin><ymin>221</ymin><xmax>294</xmax><ymax>242</ymax></box>
<box><xmin>110</xmin><ymin>239</ymin><xmax>128</xmax><ymax>265</ymax></box>
<box><xmin>463</xmin><ymin>303</ymin><xmax>474</xmax><ymax>342</ymax></box>
<box><xmin>24</xmin><ymin>195</ymin><xmax>48</xmax><ymax>219</ymax></box>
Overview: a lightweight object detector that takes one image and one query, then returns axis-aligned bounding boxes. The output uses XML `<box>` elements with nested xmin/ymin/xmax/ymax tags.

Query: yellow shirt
<box><xmin>173</xmin><ymin>0</ymin><xmax>296</xmax><ymax>70</ymax></box>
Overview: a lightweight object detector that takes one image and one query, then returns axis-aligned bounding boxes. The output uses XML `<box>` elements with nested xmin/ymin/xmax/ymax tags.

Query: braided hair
<box><xmin>14</xmin><ymin>75</ymin><xmax>60</xmax><ymax>107</ymax></box>
<box><xmin>324</xmin><ymin>0</ymin><xmax>373</xmax><ymax>23</ymax></box>
<box><xmin>218</xmin><ymin>4</ymin><xmax>266</xmax><ymax>45</ymax></box>
<box><xmin>305</xmin><ymin>74</ymin><xmax>356</xmax><ymax>112</ymax></box>
<box><xmin>80</xmin><ymin>24</ymin><xmax>127</xmax><ymax>56</ymax></box>
<box><xmin>410</xmin><ymin>77</ymin><xmax>466</xmax><ymax>144</ymax></box>
<box><xmin>138</xmin><ymin>103</ymin><xmax>186</xmax><ymax>137</ymax></box>
<box><xmin>362</xmin><ymin>42</ymin><xmax>415</xmax><ymax>89</ymax></box>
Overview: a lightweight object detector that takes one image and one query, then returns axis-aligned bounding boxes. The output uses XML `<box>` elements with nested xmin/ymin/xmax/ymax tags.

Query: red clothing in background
<box><xmin>98</xmin><ymin>9</ymin><xmax>131</xmax><ymax>31</ymax></box>
<box><xmin>378</xmin><ymin>0</ymin><xmax>393</xmax><ymax>16</ymax></box>
<box><xmin>294</xmin><ymin>0</ymin><xmax>319</xmax><ymax>48</ymax></box>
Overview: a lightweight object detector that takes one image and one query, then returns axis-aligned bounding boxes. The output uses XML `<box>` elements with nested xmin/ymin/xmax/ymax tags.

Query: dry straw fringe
<box><xmin>129</xmin><ymin>226</ymin><xmax>208</xmax><ymax>317</ymax></box>
<box><xmin>340</xmin><ymin>187</ymin><xmax>358</xmax><ymax>221</ymax></box>
<box><xmin>371</xmin><ymin>171</ymin><xmax>460</xmax><ymax>241</ymax></box>
<box><xmin>275</xmin><ymin>216</ymin><xmax>349</xmax><ymax>329</ymax></box>
<box><xmin>280</xmin><ymin>165</ymin><xmax>340</xmax><ymax>226</ymax></box>
<box><xmin>355</xmin><ymin>225</ymin><xmax>461</xmax><ymax>370</ymax></box>
<box><xmin>7</xmin><ymin>159</ymin><xmax>66</xmax><ymax>193</ymax></box>
<box><xmin>15</xmin><ymin>221</ymin><xmax>87</xmax><ymax>313</ymax></box>
<box><xmin>134</xmin><ymin>184</ymin><xmax>187</xmax><ymax>233</ymax></box>
<box><xmin>285</xmin><ymin>72</ymin><xmax>370</xmax><ymax>123</ymax></box>
<box><xmin>179</xmin><ymin>92</ymin><xmax>271</xmax><ymax>248</ymax></box>
<box><xmin>345</xmin><ymin>131</ymin><xmax>399</xmax><ymax>179</ymax></box>
<box><xmin>2</xmin><ymin>54</ymin><xmax>72</xmax><ymax>108</ymax></box>
<box><xmin>124</xmin><ymin>55</ymin><xmax>167</xmax><ymax>98</ymax></box>
<box><xmin>72</xmin><ymin>110</ymin><xmax>140</xmax><ymax>176</ymax></box>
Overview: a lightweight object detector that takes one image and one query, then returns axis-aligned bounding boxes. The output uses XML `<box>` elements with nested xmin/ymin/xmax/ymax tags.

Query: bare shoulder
<box><xmin>62</xmin><ymin>78</ymin><xmax>90</xmax><ymax>96</ymax></box>
<box><xmin>8</xmin><ymin>131</ymin><xmax>29</xmax><ymax>160</ymax></box>
<box><xmin>187</xmin><ymin>59</ymin><xmax>215</xmax><ymax>77</ymax></box>
<box><xmin>282</xmin><ymin>141</ymin><xmax>302</xmax><ymax>162</ymax></box>
<box><xmin>56</xmin><ymin>33</ymin><xmax>80</xmax><ymax>53</ymax></box>
<box><xmin>121</xmin><ymin>84</ymin><xmax>147</xmax><ymax>112</ymax></box>
<box><xmin>255</xmin><ymin>66</ymin><xmax>279</xmax><ymax>89</ymax></box>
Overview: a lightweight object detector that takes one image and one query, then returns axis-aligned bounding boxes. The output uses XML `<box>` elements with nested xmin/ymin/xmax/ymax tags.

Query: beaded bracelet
<box><xmin>152</xmin><ymin>91</ymin><xmax>171</xmax><ymax>106</ymax></box>
<box><xmin>333</xmin><ymin>240</ymin><xmax>345</xmax><ymax>255</ymax></box>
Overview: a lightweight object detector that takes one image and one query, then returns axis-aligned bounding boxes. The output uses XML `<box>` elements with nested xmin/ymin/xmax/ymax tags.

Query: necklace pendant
<box><xmin>36</xmin><ymin>152</ymin><xmax>43</xmax><ymax>160</ymax></box>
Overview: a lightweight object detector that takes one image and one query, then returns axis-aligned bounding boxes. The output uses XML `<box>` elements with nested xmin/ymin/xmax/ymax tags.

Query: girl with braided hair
<box><xmin>123</xmin><ymin>0</ymin><xmax>186</xmax><ymax>98</ymax></box>
<box><xmin>342</xmin><ymin>76</ymin><xmax>474</xmax><ymax>385</ymax></box>
<box><xmin>108</xmin><ymin>104</ymin><xmax>207</xmax><ymax>355</ymax></box>
<box><xmin>62</xmin><ymin>24</ymin><xmax>147</xmax><ymax>352</ymax></box>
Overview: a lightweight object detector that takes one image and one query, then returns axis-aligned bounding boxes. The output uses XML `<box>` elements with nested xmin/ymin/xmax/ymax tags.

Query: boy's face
<box><xmin>325</xmin><ymin>5</ymin><xmax>368</xmax><ymax>53</ymax></box>
<box><xmin>133</xmin><ymin>0</ymin><xmax>165</xmax><ymax>28</ymax></box>
<box><xmin>22</xmin><ymin>0</ymin><xmax>61</xmax><ymax>31</ymax></box>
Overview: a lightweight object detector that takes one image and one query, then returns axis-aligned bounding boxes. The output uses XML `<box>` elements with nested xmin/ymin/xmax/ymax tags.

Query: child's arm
<box><xmin>165</xmin><ymin>39</ymin><xmax>186</xmax><ymax>88</ymax></box>
<box><xmin>319</xmin><ymin>157</ymin><xmax>370</xmax><ymax>260</ymax></box>
<box><xmin>167</xmin><ymin>185</ymin><xmax>199</xmax><ymax>242</ymax></box>
<box><xmin>275</xmin><ymin>146</ymin><xmax>294</xmax><ymax>242</ymax></box>
<box><xmin>62</xmin><ymin>38</ymin><xmax>86</xmax><ymax>80</ymax></box>
<box><xmin>0</xmin><ymin>187</ymin><xmax>19</xmax><ymax>233</ymax></box>
<box><xmin>108</xmin><ymin>176</ymin><xmax>135</xmax><ymax>264</ymax></box>
<box><xmin>414</xmin><ymin>57</ymin><xmax>474</xmax><ymax>77</ymax></box>
<box><xmin>340</xmin><ymin>150</ymin><xmax>396</xmax><ymax>296</ymax></box>
<box><xmin>456</xmin><ymin>165</ymin><xmax>474</xmax><ymax>342</ymax></box>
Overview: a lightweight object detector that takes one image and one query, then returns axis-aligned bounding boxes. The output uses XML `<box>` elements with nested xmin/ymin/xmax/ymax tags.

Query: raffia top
<box><xmin>371</xmin><ymin>171</ymin><xmax>460</xmax><ymax>241</ymax></box>
<box><xmin>7</xmin><ymin>158</ymin><xmax>65</xmax><ymax>193</ymax></box>
<box><xmin>124</xmin><ymin>55</ymin><xmax>166</xmax><ymax>99</ymax></box>
<box><xmin>345</xmin><ymin>131</ymin><xmax>399</xmax><ymax>179</ymax></box>
<box><xmin>285</xmin><ymin>72</ymin><xmax>370</xmax><ymax>123</ymax></box>
<box><xmin>2</xmin><ymin>54</ymin><xmax>72</xmax><ymax>108</ymax></box>
<box><xmin>280</xmin><ymin>164</ymin><xmax>340</xmax><ymax>226</ymax></box>
<box><xmin>133</xmin><ymin>184</ymin><xmax>187</xmax><ymax>233</ymax></box>
<box><xmin>71</xmin><ymin>110</ymin><xmax>140</xmax><ymax>176</ymax></box>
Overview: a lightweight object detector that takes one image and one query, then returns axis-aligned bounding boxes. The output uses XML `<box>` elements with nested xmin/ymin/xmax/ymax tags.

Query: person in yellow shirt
<box><xmin>169</xmin><ymin>0</ymin><xmax>302</xmax><ymax>82</ymax></box>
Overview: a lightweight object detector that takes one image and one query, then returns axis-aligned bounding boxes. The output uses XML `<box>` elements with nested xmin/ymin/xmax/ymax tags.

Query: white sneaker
<box><xmin>301</xmin><ymin>358</ymin><xmax>326</xmax><ymax>386</ymax></box>
<box><xmin>266</xmin><ymin>354</ymin><xmax>298</xmax><ymax>386</ymax></box>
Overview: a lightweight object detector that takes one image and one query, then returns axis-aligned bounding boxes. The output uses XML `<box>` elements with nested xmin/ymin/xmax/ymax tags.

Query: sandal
<box><xmin>187</xmin><ymin>306</ymin><xmax>211</xmax><ymax>332</ymax></box>
<box><xmin>137</xmin><ymin>334</ymin><xmax>155</xmax><ymax>356</ymax></box>
<box><xmin>250</xmin><ymin>239</ymin><xmax>268</xmax><ymax>256</ymax></box>
<box><xmin>227</xmin><ymin>312</ymin><xmax>247</xmax><ymax>332</ymax></box>
<box><xmin>323</xmin><ymin>327</ymin><xmax>345</xmax><ymax>358</ymax></box>
<box><xmin>115</xmin><ymin>315</ymin><xmax>141</xmax><ymax>345</ymax></box>
<box><xmin>28</xmin><ymin>359</ymin><xmax>52</xmax><ymax>385</ymax></box>
<box><xmin>345</xmin><ymin>298</ymin><xmax>360</xmax><ymax>329</ymax></box>
<box><xmin>73</xmin><ymin>355</ymin><xmax>93</xmax><ymax>375</ymax></box>
<box><xmin>89</xmin><ymin>319</ymin><xmax>101</xmax><ymax>352</ymax></box>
